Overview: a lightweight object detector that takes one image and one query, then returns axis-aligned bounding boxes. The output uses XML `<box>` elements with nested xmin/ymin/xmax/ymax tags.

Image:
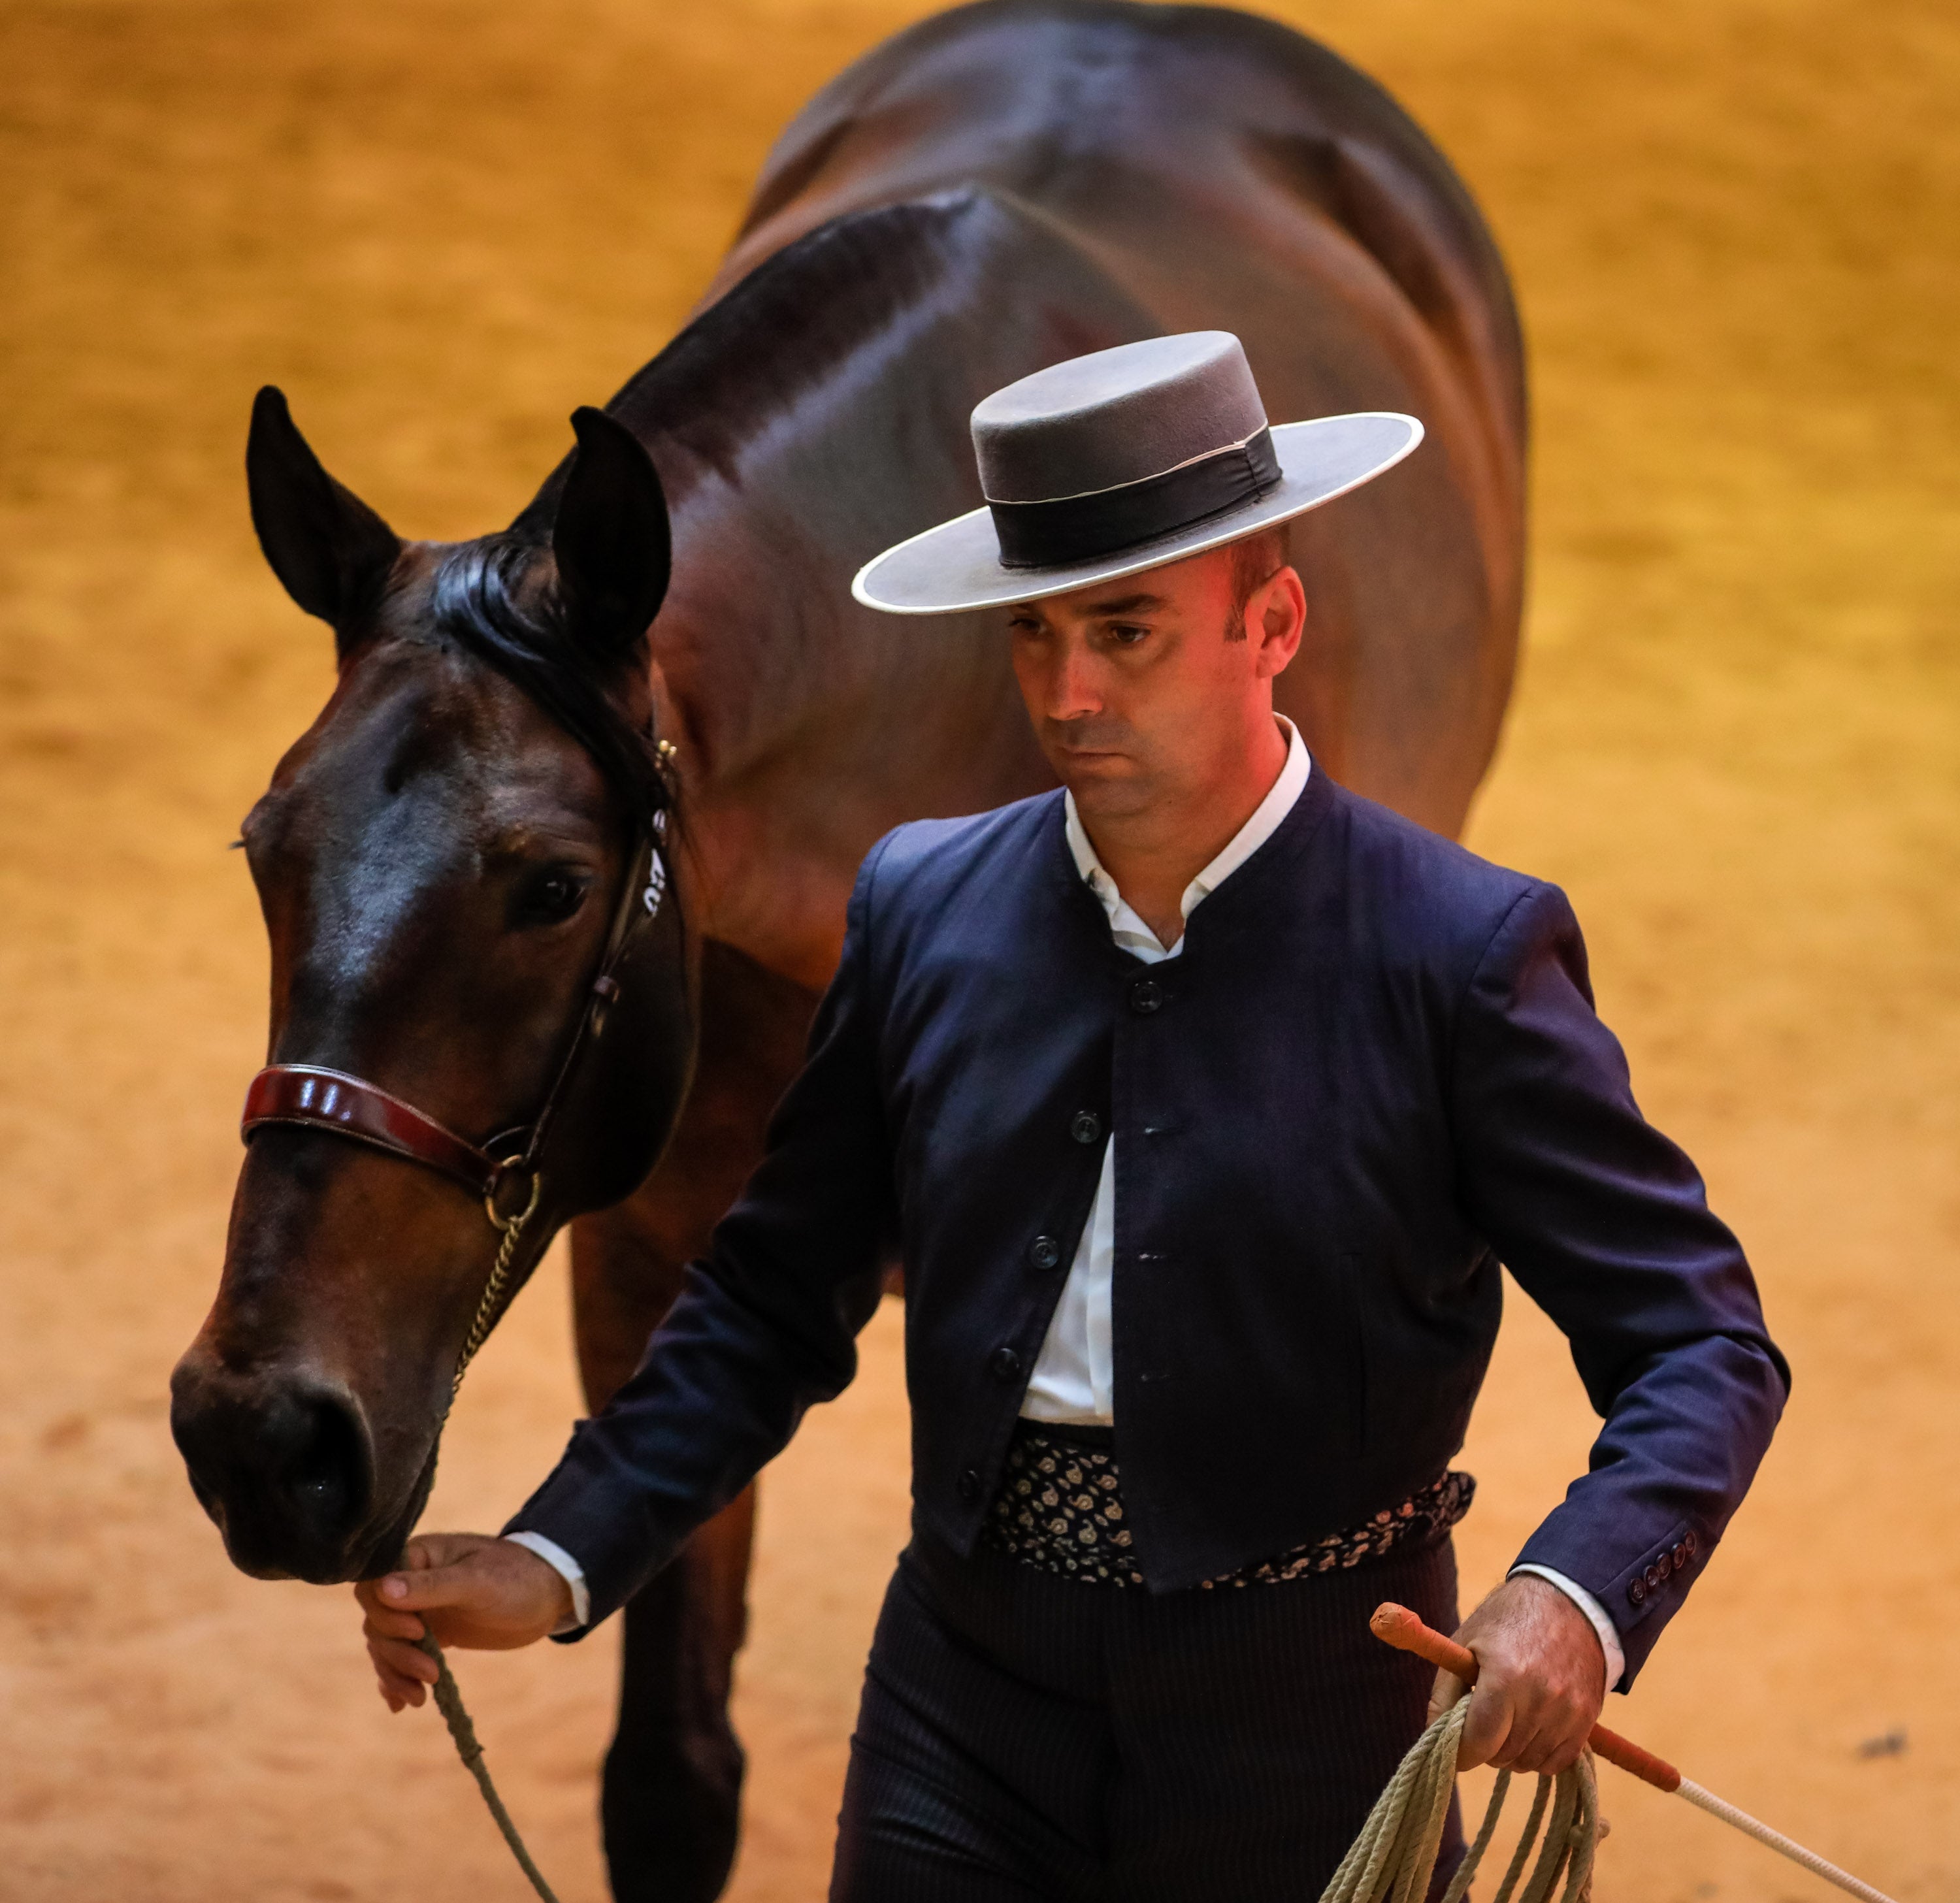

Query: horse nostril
<box><xmin>283</xmin><ymin>1391</ymin><xmax>368</xmax><ymax>1531</ymax></box>
<box><xmin>171</xmin><ymin>1366</ymin><xmax>374</xmax><ymax>1580</ymax></box>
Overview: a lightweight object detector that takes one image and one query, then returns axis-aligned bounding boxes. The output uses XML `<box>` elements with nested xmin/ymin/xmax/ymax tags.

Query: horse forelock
<box><xmin>424</xmin><ymin>537</ymin><xmax>670</xmax><ymax>829</ymax></box>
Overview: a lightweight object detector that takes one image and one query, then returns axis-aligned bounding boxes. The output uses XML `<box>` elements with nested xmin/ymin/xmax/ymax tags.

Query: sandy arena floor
<box><xmin>2</xmin><ymin>1</ymin><xmax>1957</xmax><ymax>1897</ymax></box>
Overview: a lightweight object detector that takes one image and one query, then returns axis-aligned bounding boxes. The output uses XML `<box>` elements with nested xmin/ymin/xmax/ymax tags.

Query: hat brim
<box><xmin>850</xmin><ymin>412</ymin><xmax>1422</xmax><ymax>616</ymax></box>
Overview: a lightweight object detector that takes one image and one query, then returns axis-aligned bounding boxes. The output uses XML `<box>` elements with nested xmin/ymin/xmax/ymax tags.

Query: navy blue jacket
<box><xmin>510</xmin><ymin>771</ymin><xmax>1788</xmax><ymax>1684</ymax></box>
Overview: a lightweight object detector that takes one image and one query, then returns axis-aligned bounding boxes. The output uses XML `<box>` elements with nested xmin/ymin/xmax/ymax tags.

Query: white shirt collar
<box><xmin>1063</xmin><ymin>715</ymin><xmax>1311</xmax><ymax>958</ymax></box>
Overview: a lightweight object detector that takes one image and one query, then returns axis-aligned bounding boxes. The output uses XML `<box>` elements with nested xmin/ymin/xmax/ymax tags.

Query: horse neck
<box><xmin>601</xmin><ymin>195</ymin><xmax>1152</xmax><ymax>794</ymax></box>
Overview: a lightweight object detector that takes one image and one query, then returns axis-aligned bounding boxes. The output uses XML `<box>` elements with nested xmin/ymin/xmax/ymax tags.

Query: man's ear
<box><xmin>1254</xmin><ymin>564</ymin><xmax>1307</xmax><ymax>678</ymax></box>
<box><xmin>246</xmin><ymin>386</ymin><xmax>402</xmax><ymax>635</ymax></box>
<box><xmin>553</xmin><ymin>407</ymin><xmax>671</xmax><ymax>663</ymax></box>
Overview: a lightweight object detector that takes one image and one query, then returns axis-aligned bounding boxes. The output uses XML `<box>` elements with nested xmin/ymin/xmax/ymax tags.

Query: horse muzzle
<box><xmin>169</xmin><ymin>1350</ymin><xmax>385</xmax><ymax>1583</ymax></box>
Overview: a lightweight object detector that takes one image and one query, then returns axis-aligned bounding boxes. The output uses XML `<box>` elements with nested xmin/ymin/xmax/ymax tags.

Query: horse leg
<box><xmin>569</xmin><ymin>1205</ymin><xmax>756</xmax><ymax>1903</ymax></box>
<box><xmin>597</xmin><ymin>1485</ymin><xmax>754</xmax><ymax>1903</ymax></box>
<box><xmin>570</xmin><ymin>938</ymin><xmax>821</xmax><ymax>1903</ymax></box>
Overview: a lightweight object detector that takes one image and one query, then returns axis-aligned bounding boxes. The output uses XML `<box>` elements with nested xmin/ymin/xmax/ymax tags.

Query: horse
<box><xmin>169</xmin><ymin>4</ymin><xmax>1525</xmax><ymax>1898</ymax></box>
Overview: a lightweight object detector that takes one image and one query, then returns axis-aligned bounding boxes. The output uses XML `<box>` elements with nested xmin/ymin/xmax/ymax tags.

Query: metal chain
<box><xmin>452</xmin><ymin>1172</ymin><xmax>544</xmax><ymax>1395</ymax></box>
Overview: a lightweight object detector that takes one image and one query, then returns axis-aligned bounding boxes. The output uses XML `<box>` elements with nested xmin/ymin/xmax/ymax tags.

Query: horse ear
<box><xmin>553</xmin><ymin>406</ymin><xmax>671</xmax><ymax>661</ymax></box>
<box><xmin>246</xmin><ymin>386</ymin><xmax>401</xmax><ymax>633</ymax></box>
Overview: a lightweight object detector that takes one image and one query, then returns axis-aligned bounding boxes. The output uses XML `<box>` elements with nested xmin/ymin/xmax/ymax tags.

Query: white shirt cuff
<box><xmin>502</xmin><ymin>1531</ymin><xmax>591</xmax><ymax>1633</ymax></box>
<box><xmin>1509</xmin><ymin>1563</ymin><xmax>1625</xmax><ymax>1691</ymax></box>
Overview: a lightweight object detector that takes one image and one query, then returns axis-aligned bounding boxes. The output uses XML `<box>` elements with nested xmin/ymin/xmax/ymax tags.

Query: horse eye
<box><xmin>515</xmin><ymin>867</ymin><xmax>590</xmax><ymax>927</ymax></box>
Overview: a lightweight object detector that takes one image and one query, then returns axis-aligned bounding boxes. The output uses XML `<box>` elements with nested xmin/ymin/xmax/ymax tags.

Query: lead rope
<box><xmin>414</xmin><ymin>1175</ymin><xmax>565</xmax><ymax>1903</ymax></box>
<box><xmin>415</xmin><ymin>1630</ymin><xmax>564</xmax><ymax>1903</ymax></box>
<box><xmin>1318</xmin><ymin>1697</ymin><xmax>1601</xmax><ymax>1903</ymax></box>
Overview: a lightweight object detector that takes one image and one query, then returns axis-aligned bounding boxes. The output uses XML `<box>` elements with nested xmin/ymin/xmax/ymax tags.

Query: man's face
<box><xmin>1005</xmin><ymin>543</ymin><xmax>1303</xmax><ymax>822</ymax></box>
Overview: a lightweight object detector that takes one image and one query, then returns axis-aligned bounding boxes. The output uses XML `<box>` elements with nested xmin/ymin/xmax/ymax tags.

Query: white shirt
<box><xmin>512</xmin><ymin>713</ymin><xmax>1624</xmax><ymax>1685</ymax></box>
<box><xmin>1021</xmin><ymin>713</ymin><xmax>1314</xmax><ymax>1422</ymax></box>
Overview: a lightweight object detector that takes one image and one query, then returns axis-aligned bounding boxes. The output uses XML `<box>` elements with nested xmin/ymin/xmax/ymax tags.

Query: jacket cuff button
<box><xmin>956</xmin><ymin>1469</ymin><xmax>981</xmax><ymax>1503</ymax></box>
<box><xmin>1682</xmin><ymin>1530</ymin><xmax>1699</xmax><ymax>1557</ymax></box>
<box><xmin>1627</xmin><ymin>1577</ymin><xmax>1646</xmax><ymax>1606</ymax></box>
<box><xmin>1671</xmin><ymin>1541</ymin><xmax>1690</xmax><ymax>1570</ymax></box>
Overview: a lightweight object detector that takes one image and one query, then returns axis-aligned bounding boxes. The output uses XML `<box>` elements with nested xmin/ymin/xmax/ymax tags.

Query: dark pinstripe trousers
<box><xmin>830</xmin><ymin>1528</ymin><xmax>1465</xmax><ymax>1901</ymax></box>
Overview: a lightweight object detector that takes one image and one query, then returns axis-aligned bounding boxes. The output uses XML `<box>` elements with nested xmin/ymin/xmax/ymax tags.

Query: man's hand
<box><xmin>1428</xmin><ymin>1574</ymin><xmax>1607</xmax><ymax>1774</ymax></box>
<box><xmin>355</xmin><ymin>1532</ymin><xmax>573</xmax><ymax>1712</ymax></box>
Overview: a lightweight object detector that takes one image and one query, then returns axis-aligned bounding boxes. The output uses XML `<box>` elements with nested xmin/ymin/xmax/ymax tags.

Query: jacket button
<box><xmin>1671</xmin><ymin>1542</ymin><xmax>1690</xmax><ymax>1570</ymax></box>
<box><xmin>1682</xmin><ymin>1530</ymin><xmax>1698</xmax><ymax>1557</ymax></box>
<box><xmin>1129</xmin><ymin>979</ymin><xmax>1164</xmax><ymax>1015</ymax></box>
<box><xmin>989</xmin><ymin>1346</ymin><xmax>1022</xmax><ymax>1382</ymax></box>
<box><xmin>1028</xmin><ymin>1235</ymin><xmax>1062</xmax><ymax>1270</ymax></box>
<box><xmin>1627</xmin><ymin>1577</ymin><xmax>1646</xmax><ymax>1606</ymax></box>
<box><xmin>1655</xmin><ymin>1552</ymin><xmax>1672</xmax><ymax>1582</ymax></box>
<box><xmin>1071</xmin><ymin>1109</ymin><xmax>1102</xmax><ymax>1145</ymax></box>
<box><xmin>1644</xmin><ymin>1565</ymin><xmax>1662</xmax><ymax>1591</ymax></box>
<box><xmin>956</xmin><ymin>1469</ymin><xmax>980</xmax><ymax>1503</ymax></box>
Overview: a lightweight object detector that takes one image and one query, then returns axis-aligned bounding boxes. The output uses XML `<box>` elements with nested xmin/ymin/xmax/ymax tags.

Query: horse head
<box><xmin>171</xmin><ymin>390</ymin><xmax>698</xmax><ymax>1585</ymax></box>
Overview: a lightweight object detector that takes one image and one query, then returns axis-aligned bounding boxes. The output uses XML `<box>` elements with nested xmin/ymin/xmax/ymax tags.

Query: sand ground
<box><xmin>1</xmin><ymin>0</ymin><xmax>1956</xmax><ymax>1897</ymax></box>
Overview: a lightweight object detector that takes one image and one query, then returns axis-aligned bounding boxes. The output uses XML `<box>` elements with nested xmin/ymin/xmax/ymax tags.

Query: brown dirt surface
<box><xmin>2</xmin><ymin>1</ymin><xmax>1956</xmax><ymax>1897</ymax></box>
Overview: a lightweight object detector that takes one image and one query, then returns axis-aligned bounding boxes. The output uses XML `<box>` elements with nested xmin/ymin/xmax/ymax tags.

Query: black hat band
<box><xmin>986</xmin><ymin>427</ymin><xmax>1282</xmax><ymax>571</ymax></box>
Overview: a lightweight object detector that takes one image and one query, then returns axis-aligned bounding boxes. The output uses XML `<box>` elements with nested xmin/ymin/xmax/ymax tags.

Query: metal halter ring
<box><xmin>485</xmin><ymin>1164</ymin><xmax>544</xmax><ymax>1235</ymax></box>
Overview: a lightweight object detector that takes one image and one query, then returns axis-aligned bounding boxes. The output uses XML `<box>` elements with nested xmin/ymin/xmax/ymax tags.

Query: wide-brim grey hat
<box><xmin>852</xmin><ymin>331</ymin><xmax>1422</xmax><ymax>616</ymax></box>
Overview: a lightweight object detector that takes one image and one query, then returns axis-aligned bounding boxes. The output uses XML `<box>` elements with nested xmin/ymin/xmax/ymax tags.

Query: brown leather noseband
<box><xmin>240</xmin><ymin>1065</ymin><xmax>518</xmax><ymax>1203</ymax></box>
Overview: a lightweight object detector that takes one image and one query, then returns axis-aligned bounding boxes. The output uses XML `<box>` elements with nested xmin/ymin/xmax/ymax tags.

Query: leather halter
<box><xmin>240</xmin><ymin>1065</ymin><xmax>518</xmax><ymax>1201</ymax></box>
<box><xmin>241</xmin><ymin>817</ymin><xmax>668</xmax><ymax>1225</ymax></box>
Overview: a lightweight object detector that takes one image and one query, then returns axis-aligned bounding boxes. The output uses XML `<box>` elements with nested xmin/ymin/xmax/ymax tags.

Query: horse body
<box><xmin>172</xmin><ymin>7</ymin><xmax>1524</xmax><ymax>1898</ymax></box>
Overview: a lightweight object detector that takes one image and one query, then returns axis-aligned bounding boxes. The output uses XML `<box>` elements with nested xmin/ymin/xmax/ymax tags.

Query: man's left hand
<box><xmin>1428</xmin><ymin>1574</ymin><xmax>1607</xmax><ymax>1773</ymax></box>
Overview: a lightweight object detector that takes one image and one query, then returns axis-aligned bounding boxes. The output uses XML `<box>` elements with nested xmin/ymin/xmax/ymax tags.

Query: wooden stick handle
<box><xmin>1371</xmin><ymin>1601</ymin><xmax>1682</xmax><ymax>1793</ymax></box>
<box><xmin>1372</xmin><ymin>1602</ymin><xmax>1478</xmax><ymax>1678</ymax></box>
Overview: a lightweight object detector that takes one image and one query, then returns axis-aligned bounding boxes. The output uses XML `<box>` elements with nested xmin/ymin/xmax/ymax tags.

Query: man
<box><xmin>359</xmin><ymin>334</ymin><xmax>1788</xmax><ymax>1898</ymax></box>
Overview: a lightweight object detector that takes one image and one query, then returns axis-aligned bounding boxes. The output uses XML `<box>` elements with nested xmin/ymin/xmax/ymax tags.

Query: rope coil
<box><xmin>1318</xmin><ymin>1697</ymin><xmax>1601</xmax><ymax>1903</ymax></box>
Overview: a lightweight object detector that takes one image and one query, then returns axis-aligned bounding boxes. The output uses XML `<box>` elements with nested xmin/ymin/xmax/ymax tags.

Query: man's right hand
<box><xmin>355</xmin><ymin>1531</ymin><xmax>573</xmax><ymax>1712</ymax></box>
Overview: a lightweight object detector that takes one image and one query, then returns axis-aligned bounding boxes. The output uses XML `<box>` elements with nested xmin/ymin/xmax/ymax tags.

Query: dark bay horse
<box><xmin>171</xmin><ymin>4</ymin><xmax>1525</xmax><ymax>1898</ymax></box>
